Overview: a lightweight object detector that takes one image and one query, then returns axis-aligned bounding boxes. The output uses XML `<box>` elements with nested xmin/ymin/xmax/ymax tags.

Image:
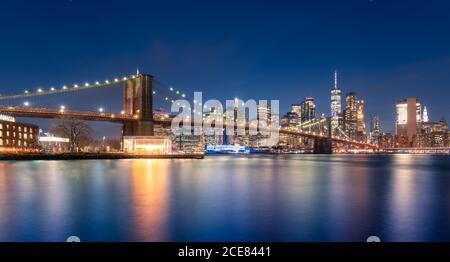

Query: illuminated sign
<box><xmin>39</xmin><ymin>136</ymin><xmax>70</xmax><ymax>143</ymax></box>
<box><xmin>0</xmin><ymin>113</ymin><xmax>16</xmax><ymax>122</ymax></box>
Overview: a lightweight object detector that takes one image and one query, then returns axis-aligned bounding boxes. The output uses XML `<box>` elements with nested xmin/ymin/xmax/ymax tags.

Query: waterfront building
<box><xmin>123</xmin><ymin>136</ymin><xmax>172</xmax><ymax>154</ymax></box>
<box><xmin>249</xmin><ymin>104</ymin><xmax>272</xmax><ymax>147</ymax></box>
<box><xmin>413</xmin><ymin>117</ymin><xmax>449</xmax><ymax>147</ymax></box>
<box><xmin>0</xmin><ymin>113</ymin><xmax>40</xmax><ymax>153</ymax></box>
<box><xmin>429</xmin><ymin>132</ymin><xmax>447</xmax><ymax>147</ymax></box>
<box><xmin>369</xmin><ymin>116</ymin><xmax>380</xmax><ymax>145</ymax></box>
<box><xmin>448</xmin><ymin>131</ymin><xmax>450</xmax><ymax>147</ymax></box>
<box><xmin>203</xmin><ymin>108</ymin><xmax>224</xmax><ymax>146</ymax></box>
<box><xmin>378</xmin><ymin>132</ymin><xmax>395</xmax><ymax>148</ymax></box>
<box><xmin>300</xmin><ymin>97</ymin><xmax>316</xmax><ymax>123</ymax></box>
<box><xmin>412</xmin><ymin>133</ymin><xmax>429</xmax><ymax>148</ymax></box>
<box><xmin>330</xmin><ymin>70</ymin><xmax>342</xmax><ymax>133</ymax></box>
<box><xmin>395</xmin><ymin>135</ymin><xmax>410</xmax><ymax>148</ymax></box>
<box><xmin>39</xmin><ymin>132</ymin><xmax>70</xmax><ymax>152</ymax></box>
<box><xmin>396</xmin><ymin>97</ymin><xmax>422</xmax><ymax>147</ymax></box>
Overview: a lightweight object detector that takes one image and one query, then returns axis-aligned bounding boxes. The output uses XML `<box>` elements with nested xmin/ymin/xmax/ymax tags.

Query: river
<box><xmin>0</xmin><ymin>154</ymin><xmax>449</xmax><ymax>241</ymax></box>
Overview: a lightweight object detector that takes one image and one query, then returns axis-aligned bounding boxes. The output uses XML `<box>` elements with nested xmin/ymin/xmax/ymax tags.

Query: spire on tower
<box><xmin>423</xmin><ymin>106</ymin><xmax>429</xmax><ymax>122</ymax></box>
<box><xmin>334</xmin><ymin>70</ymin><xmax>338</xmax><ymax>89</ymax></box>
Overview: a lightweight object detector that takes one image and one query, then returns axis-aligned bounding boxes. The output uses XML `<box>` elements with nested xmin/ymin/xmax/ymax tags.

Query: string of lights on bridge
<box><xmin>0</xmin><ymin>73</ymin><xmax>192</xmax><ymax>114</ymax></box>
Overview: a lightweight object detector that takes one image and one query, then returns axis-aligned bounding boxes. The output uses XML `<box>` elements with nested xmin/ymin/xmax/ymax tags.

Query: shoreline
<box><xmin>0</xmin><ymin>153</ymin><xmax>204</xmax><ymax>161</ymax></box>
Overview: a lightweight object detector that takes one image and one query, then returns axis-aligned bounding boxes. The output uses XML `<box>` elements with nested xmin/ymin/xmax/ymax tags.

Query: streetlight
<box><xmin>23</xmin><ymin>101</ymin><xmax>30</xmax><ymax>106</ymax></box>
<box><xmin>99</xmin><ymin>107</ymin><xmax>104</xmax><ymax>112</ymax></box>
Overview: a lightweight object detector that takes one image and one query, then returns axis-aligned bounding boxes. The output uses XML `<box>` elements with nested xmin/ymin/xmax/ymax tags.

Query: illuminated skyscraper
<box><xmin>344</xmin><ymin>92</ymin><xmax>357</xmax><ymax>140</ymax></box>
<box><xmin>291</xmin><ymin>103</ymin><xmax>301</xmax><ymax>124</ymax></box>
<box><xmin>300</xmin><ymin>97</ymin><xmax>316</xmax><ymax>123</ymax></box>
<box><xmin>330</xmin><ymin>70</ymin><xmax>342</xmax><ymax>132</ymax></box>
<box><xmin>356</xmin><ymin>99</ymin><xmax>366</xmax><ymax>142</ymax></box>
<box><xmin>423</xmin><ymin>106</ymin><xmax>429</xmax><ymax>123</ymax></box>
<box><xmin>369</xmin><ymin>116</ymin><xmax>380</xmax><ymax>145</ymax></box>
<box><xmin>396</xmin><ymin>97</ymin><xmax>422</xmax><ymax>147</ymax></box>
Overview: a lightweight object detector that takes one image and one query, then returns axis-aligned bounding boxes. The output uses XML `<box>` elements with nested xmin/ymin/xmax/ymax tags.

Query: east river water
<box><xmin>0</xmin><ymin>154</ymin><xmax>449</xmax><ymax>241</ymax></box>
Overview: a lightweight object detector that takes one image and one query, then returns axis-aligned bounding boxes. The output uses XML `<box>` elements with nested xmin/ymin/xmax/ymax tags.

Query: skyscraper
<box><xmin>300</xmin><ymin>97</ymin><xmax>316</xmax><ymax>123</ymax></box>
<box><xmin>356</xmin><ymin>99</ymin><xmax>366</xmax><ymax>142</ymax></box>
<box><xmin>369</xmin><ymin>116</ymin><xmax>380</xmax><ymax>145</ymax></box>
<box><xmin>396</xmin><ymin>97</ymin><xmax>422</xmax><ymax>147</ymax></box>
<box><xmin>330</xmin><ymin>70</ymin><xmax>342</xmax><ymax>132</ymax></box>
<box><xmin>344</xmin><ymin>92</ymin><xmax>357</xmax><ymax>140</ymax></box>
<box><xmin>423</xmin><ymin>106</ymin><xmax>429</xmax><ymax>123</ymax></box>
<box><xmin>290</xmin><ymin>103</ymin><xmax>301</xmax><ymax>124</ymax></box>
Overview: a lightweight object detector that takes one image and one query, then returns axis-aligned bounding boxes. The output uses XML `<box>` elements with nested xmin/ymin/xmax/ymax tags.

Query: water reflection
<box><xmin>129</xmin><ymin>160</ymin><xmax>170</xmax><ymax>241</ymax></box>
<box><xmin>0</xmin><ymin>155</ymin><xmax>449</xmax><ymax>241</ymax></box>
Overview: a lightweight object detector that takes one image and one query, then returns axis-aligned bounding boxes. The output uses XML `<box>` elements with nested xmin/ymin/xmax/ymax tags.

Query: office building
<box><xmin>344</xmin><ymin>92</ymin><xmax>357</xmax><ymax>140</ymax></box>
<box><xmin>356</xmin><ymin>99</ymin><xmax>366</xmax><ymax>142</ymax></box>
<box><xmin>396</xmin><ymin>97</ymin><xmax>422</xmax><ymax>147</ymax></box>
<box><xmin>369</xmin><ymin>116</ymin><xmax>380</xmax><ymax>145</ymax></box>
<box><xmin>378</xmin><ymin>132</ymin><xmax>395</xmax><ymax>148</ymax></box>
<box><xmin>300</xmin><ymin>97</ymin><xmax>316</xmax><ymax>123</ymax></box>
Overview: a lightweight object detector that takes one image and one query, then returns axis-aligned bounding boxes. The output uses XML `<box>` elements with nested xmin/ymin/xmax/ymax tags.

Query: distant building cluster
<box><xmin>151</xmin><ymin>71</ymin><xmax>449</xmax><ymax>153</ymax></box>
<box><xmin>389</xmin><ymin>97</ymin><xmax>449</xmax><ymax>148</ymax></box>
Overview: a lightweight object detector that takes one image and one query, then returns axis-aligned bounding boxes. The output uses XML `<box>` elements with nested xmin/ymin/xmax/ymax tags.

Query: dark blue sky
<box><xmin>1</xmin><ymin>0</ymin><xmax>450</xmax><ymax>136</ymax></box>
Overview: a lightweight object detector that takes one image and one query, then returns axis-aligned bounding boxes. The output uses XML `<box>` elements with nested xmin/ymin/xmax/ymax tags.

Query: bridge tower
<box><xmin>313</xmin><ymin>117</ymin><xmax>333</xmax><ymax>154</ymax></box>
<box><xmin>122</xmin><ymin>73</ymin><xmax>154</xmax><ymax>136</ymax></box>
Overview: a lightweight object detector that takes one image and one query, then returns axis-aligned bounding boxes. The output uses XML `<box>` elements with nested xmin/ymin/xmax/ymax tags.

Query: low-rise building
<box><xmin>0</xmin><ymin>113</ymin><xmax>39</xmax><ymax>153</ymax></box>
<box><xmin>39</xmin><ymin>132</ymin><xmax>70</xmax><ymax>152</ymax></box>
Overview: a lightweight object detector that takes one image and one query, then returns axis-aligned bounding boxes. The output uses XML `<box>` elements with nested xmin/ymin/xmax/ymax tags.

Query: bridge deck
<box><xmin>0</xmin><ymin>106</ymin><xmax>377</xmax><ymax>148</ymax></box>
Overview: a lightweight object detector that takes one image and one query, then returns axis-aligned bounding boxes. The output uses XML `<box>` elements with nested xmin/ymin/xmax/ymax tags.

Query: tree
<box><xmin>50</xmin><ymin>117</ymin><xmax>93</xmax><ymax>152</ymax></box>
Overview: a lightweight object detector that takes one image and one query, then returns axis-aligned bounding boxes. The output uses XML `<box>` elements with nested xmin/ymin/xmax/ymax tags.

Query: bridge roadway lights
<box><xmin>313</xmin><ymin>138</ymin><xmax>332</xmax><ymax>154</ymax></box>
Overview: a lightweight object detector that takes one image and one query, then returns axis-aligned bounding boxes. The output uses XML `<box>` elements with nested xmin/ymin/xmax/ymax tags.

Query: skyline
<box><xmin>1</xmin><ymin>0</ymin><xmax>450</xmax><ymax>135</ymax></box>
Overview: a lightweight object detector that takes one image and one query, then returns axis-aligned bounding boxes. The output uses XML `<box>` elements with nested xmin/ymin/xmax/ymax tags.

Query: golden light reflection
<box><xmin>130</xmin><ymin>159</ymin><xmax>170</xmax><ymax>241</ymax></box>
<box><xmin>389</xmin><ymin>154</ymin><xmax>418</xmax><ymax>235</ymax></box>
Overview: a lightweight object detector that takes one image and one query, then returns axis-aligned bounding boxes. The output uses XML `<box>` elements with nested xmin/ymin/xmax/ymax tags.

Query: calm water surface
<box><xmin>0</xmin><ymin>154</ymin><xmax>449</xmax><ymax>242</ymax></box>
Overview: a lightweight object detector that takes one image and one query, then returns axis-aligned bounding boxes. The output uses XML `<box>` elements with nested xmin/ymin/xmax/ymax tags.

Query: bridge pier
<box><xmin>313</xmin><ymin>138</ymin><xmax>332</xmax><ymax>154</ymax></box>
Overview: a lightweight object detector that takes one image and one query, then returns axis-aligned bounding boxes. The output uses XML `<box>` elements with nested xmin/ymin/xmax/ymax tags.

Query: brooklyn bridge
<box><xmin>0</xmin><ymin>73</ymin><xmax>377</xmax><ymax>154</ymax></box>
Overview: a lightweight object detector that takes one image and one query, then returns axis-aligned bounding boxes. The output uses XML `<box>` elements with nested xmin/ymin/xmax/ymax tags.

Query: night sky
<box><xmin>1</xmin><ymin>0</ymin><xmax>450</xmax><ymax>137</ymax></box>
